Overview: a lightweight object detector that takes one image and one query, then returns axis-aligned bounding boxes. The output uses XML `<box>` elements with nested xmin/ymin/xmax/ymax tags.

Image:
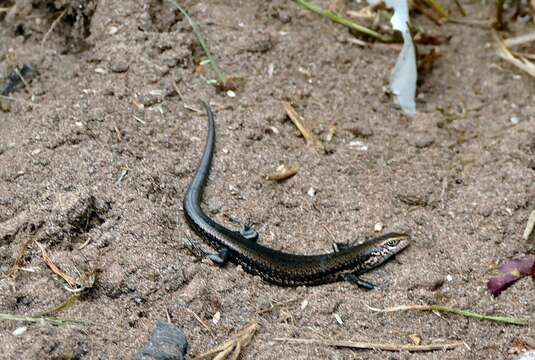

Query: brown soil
<box><xmin>1</xmin><ymin>1</ymin><xmax>534</xmax><ymax>359</ymax></box>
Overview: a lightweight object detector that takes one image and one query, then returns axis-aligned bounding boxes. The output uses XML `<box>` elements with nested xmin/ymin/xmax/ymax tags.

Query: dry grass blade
<box><xmin>41</xmin><ymin>5</ymin><xmax>70</xmax><ymax>46</ymax></box>
<box><xmin>513</xmin><ymin>52</ymin><xmax>535</xmax><ymax>61</ymax></box>
<box><xmin>195</xmin><ymin>322</ymin><xmax>258</xmax><ymax>360</ymax></box>
<box><xmin>453</xmin><ymin>0</ymin><xmax>466</xmax><ymax>16</ymax></box>
<box><xmin>523</xmin><ymin>209</ymin><xmax>535</xmax><ymax>241</ymax></box>
<box><xmin>504</xmin><ymin>31</ymin><xmax>535</xmax><ymax>48</ymax></box>
<box><xmin>164</xmin><ymin>0</ymin><xmax>227</xmax><ymax>87</ymax></box>
<box><xmin>291</xmin><ymin>0</ymin><xmax>392</xmax><ymax>42</ymax></box>
<box><xmin>0</xmin><ymin>94</ymin><xmax>42</xmax><ymax>107</ymax></box>
<box><xmin>282</xmin><ymin>101</ymin><xmax>315</xmax><ymax>144</ymax></box>
<box><xmin>273</xmin><ymin>338</ymin><xmax>463</xmax><ymax>351</ymax></box>
<box><xmin>35</xmin><ymin>241</ymin><xmax>96</xmax><ymax>292</ymax></box>
<box><xmin>35</xmin><ymin>293</ymin><xmax>80</xmax><ymax>317</ymax></box>
<box><xmin>282</xmin><ymin>101</ymin><xmax>324</xmax><ymax>152</ymax></box>
<box><xmin>367</xmin><ymin>304</ymin><xmax>529</xmax><ymax>325</ymax></box>
<box><xmin>186</xmin><ymin>308</ymin><xmax>215</xmax><ymax>337</ymax></box>
<box><xmin>420</xmin><ymin>0</ymin><xmax>448</xmax><ymax>19</ymax></box>
<box><xmin>494</xmin><ymin>33</ymin><xmax>535</xmax><ymax>78</ymax></box>
<box><xmin>413</xmin><ymin>0</ymin><xmax>443</xmax><ymax>25</ymax></box>
<box><xmin>0</xmin><ymin>313</ymin><xmax>95</xmax><ymax>326</ymax></box>
<box><xmin>8</xmin><ymin>237</ymin><xmax>35</xmax><ymax>278</ymax></box>
<box><xmin>35</xmin><ymin>241</ymin><xmax>77</xmax><ymax>287</ymax></box>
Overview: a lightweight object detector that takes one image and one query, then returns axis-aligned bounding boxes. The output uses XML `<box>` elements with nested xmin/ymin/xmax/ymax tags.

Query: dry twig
<box><xmin>41</xmin><ymin>6</ymin><xmax>70</xmax><ymax>46</ymax></box>
<box><xmin>282</xmin><ymin>101</ymin><xmax>324</xmax><ymax>152</ymax></box>
<box><xmin>186</xmin><ymin>308</ymin><xmax>215</xmax><ymax>338</ymax></box>
<box><xmin>504</xmin><ymin>31</ymin><xmax>535</xmax><ymax>48</ymax></box>
<box><xmin>273</xmin><ymin>337</ymin><xmax>463</xmax><ymax>352</ymax></box>
<box><xmin>195</xmin><ymin>322</ymin><xmax>258</xmax><ymax>360</ymax></box>
<box><xmin>494</xmin><ymin>33</ymin><xmax>535</xmax><ymax>78</ymax></box>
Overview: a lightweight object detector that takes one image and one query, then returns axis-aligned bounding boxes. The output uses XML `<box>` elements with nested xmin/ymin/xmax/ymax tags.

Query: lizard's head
<box><xmin>360</xmin><ymin>233</ymin><xmax>410</xmax><ymax>269</ymax></box>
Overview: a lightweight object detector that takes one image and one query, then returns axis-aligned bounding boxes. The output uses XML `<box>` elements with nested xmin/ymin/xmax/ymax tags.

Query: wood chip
<box><xmin>267</xmin><ymin>163</ymin><xmax>299</xmax><ymax>181</ymax></box>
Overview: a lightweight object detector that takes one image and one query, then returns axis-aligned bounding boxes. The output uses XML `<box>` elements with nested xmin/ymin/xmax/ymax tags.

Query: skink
<box><xmin>183</xmin><ymin>102</ymin><xmax>409</xmax><ymax>287</ymax></box>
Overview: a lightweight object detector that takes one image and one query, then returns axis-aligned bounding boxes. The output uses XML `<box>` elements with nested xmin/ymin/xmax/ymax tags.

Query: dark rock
<box><xmin>137</xmin><ymin>321</ymin><xmax>188</xmax><ymax>360</ymax></box>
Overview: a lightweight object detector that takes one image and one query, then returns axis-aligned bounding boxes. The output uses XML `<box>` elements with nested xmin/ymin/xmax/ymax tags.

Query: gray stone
<box><xmin>137</xmin><ymin>321</ymin><xmax>188</xmax><ymax>360</ymax></box>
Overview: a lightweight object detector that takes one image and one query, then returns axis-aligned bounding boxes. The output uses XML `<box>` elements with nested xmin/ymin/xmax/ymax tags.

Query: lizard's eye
<box><xmin>386</xmin><ymin>239</ymin><xmax>399</xmax><ymax>247</ymax></box>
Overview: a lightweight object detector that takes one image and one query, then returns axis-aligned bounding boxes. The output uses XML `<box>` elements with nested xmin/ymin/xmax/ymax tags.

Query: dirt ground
<box><xmin>1</xmin><ymin>0</ymin><xmax>534</xmax><ymax>359</ymax></box>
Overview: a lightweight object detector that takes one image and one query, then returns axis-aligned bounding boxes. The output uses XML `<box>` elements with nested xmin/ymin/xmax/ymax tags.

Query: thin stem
<box><xmin>292</xmin><ymin>0</ymin><xmax>394</xmax><ymax>43</ymax></box>
<box><xmin>165</xmin><ymin>0</ymin><xmax>227</xmax><ymax>86</ymax></box>
<box><xmin>368</xmin><ymin>304</ymin><xmax>529</xmax><ymax>326</ymax></box>
<box><xmin>421</xmin><ymin>0</ymin><xmax>448</xmax><ymax>19</ymax></box>
<box><xmin>0</xmin><ymin>313</ymin><xmax>95</xmax><ymax>326</ymax></box>
<box><xmin>430</xmin><ymin>305</ymin><xmax>529</xmax><ymax>325</ymax></box>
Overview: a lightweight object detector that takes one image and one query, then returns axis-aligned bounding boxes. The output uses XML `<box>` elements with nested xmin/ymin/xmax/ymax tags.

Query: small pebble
<box><xmin>446</xmin><ymin>275</ymin><xmax>453</xmax><ymax>282</ymax></box>
<box><xmin>307</xmin><ymin>187</ymin><xmax>316</xmax><ymax>198</ymax></box>
<box><xmin>212</xmin><ymin>311</ymin><xmax>221</xmax><ymax>325</ymax></box>
<box><xmin>511</xmin><ymin>116</ymin><xmax>520</xmax><ymax>125</ymax></box>
<box><xmin>226</xmin><ymin>90</ymin><xmax>236</xmax><ymax>98</ymax></box>
<box><xmin>301</xmin><ymin>299</ymin><xmax>308</xmax><ymax>310</ymax></box>
<box><xmin>374</xmin><ymin>222</ymin><xmax>383</xmax><ymax>232</ymax></box>
<box><xmin>12</xmin><ymin>326</ymin><xmax>27</xmax><ymax>336</ymax></box>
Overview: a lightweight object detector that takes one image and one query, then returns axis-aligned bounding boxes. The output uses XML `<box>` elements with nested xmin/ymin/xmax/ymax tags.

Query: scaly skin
<box><xmin>183</xmin><ymin>101</ymin><xmax>410</xmax><ymax>287</ymax></box>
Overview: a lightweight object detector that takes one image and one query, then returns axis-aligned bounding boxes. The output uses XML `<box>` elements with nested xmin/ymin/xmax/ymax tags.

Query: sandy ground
<box><xmin>1</xmin><ymin>0</ymin><xmax>534</xmax><ymax>359</ymax></box>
